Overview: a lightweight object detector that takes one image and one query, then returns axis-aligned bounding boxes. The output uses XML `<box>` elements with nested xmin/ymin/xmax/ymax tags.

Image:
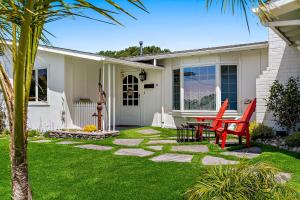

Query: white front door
<box><xmin>120</xmin><ymin>72</ymin><xmax>141</xmax><ymax>126</ymax></box>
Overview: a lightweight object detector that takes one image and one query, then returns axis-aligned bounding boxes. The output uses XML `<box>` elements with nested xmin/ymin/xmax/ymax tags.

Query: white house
<box><xmin>0</xmin><ymin>0</ymin><xmax>299</xmax><ymax>132</ymax></box>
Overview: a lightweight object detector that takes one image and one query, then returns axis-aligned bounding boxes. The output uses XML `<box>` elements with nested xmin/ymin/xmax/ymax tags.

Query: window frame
<box><xmin>171</xmin><ymin>62</ymin><xmax>239</xmax><ymax>113</ymax></box>
<box><xmin>29</xmin><ymin>66</ymin><xmax>49</xmax><ymax>105</ymax></box>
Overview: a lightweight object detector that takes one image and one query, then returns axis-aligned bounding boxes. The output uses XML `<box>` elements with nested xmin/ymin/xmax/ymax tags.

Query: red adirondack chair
<box><xmin>195</xmin><ymin>98</ymin><xmax>229</xmax><ymax>140</ymax></box>
<box><xmin>215</xmin><ymin>98</ymin><xmax>256</xmax><ymax>149</ymax></box>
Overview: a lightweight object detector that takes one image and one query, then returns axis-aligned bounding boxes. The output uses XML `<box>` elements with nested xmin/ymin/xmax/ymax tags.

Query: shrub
<box><xmin>186</xmin><ymin>161</ymin><xmax>298</xmax><ymax>200</ymax></box>
<box><xmin>83</xmin><ymin>124</ymin><xmax>97</xmax><ymax>132</ymax></box>
<box><xmin>28</xmin><ymin>130</ymin><xmax>42</xmax><ymax>137</ymax></box>
<box><xmin>285</xmin><ymin>132</ymin><xmax>300</xmax><ymax>147</ymax></box>
<box><xmin>1</xmin><ymin>129</ymin><xmax>9</xmax><ymax>136</ymax></box>
<box><xmin>0</xmin><ymin>101</ymin><xmax>6</xmax><ymax>134</ymax></box>
<box><xmin>266</xmin><ymin>77</ymin><xmax>300</xmax><ymax>133</ymax></box>
<box><xmin>251</xmin><ymin>123</ymin><xmax>274</xmax><ymax>140</ymax></box>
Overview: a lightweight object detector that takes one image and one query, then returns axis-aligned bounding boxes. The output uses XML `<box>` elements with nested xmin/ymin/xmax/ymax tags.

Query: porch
<box><xmin>63</xmin><ymin>54</ymin><xmax>163</xmax><ymax>131</ymax></box>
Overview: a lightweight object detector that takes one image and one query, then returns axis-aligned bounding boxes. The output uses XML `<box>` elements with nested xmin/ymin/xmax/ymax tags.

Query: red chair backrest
<box><xmin>235</xmin><ymin>98</ymin><xmax>256</xmax><ymax>132</ymax></box>
<box><xmin>211</xmin><ymin>99</ymin><xmax>229</xmax><ymax>128</ymax></box>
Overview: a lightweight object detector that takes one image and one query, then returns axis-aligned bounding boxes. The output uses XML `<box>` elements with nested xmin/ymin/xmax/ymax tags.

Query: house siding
<box><xmin>256</xmin><ymin>29</ymin><xmax>300</xmax><ymax>130</ymax></box>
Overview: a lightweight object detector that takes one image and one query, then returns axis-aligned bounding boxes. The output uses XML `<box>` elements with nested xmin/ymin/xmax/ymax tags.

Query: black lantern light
<box><xmin>139</xmin><ymin>69</ymin><xmax>147</xmax><ymax>82</ymax></box>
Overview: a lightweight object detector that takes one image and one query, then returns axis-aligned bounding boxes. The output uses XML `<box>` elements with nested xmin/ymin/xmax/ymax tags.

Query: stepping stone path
<box><xmin>147</xmin><ymin>146</ymin><xmax>163</xmax><ymax>151</ymax></box>
<box><xmin>168</xmin><ymin>137</ymin><xmax>177</xmax><ymax>139</ymax></box>
<box><xmin>202</xmin><ymin>156</ymin><xmax>238</xmax><ymax>165</ymax></box>
<box><xmin>221</xmin><ymin>146</ymin><xmax>262</xmax><ymax>159</ymax></box>
<box><xmin>171</xmin><ymin>145</ymin><xmax>209</xmax><ymax>153</ymax></box>
<box><xmin>31</xmin><ymin>140</ymin><xmax>51</xmax><ymax>143</ymax></box>
<box><xmin>137</xmin><ymin>129</ymin><xmax>161</xmax><ymax>135</ymax></box>
<box><xmin>56</xmin><ymin>141</ymin><xmax>82</xmax><ymax>145</ymax></box>
<box><xmin>151</xmin><ymin>153</ymin><xmax>193</xmax><ymax>163</ymax></box>
<box><xmin>75</xmin><ymin>144</ymin><xmax>112</xmax><ymax>151</ymax></box>
<box><xmin>142</xmin><ymin>135</ymin><xmax>160</xmax><ymax>138</ymax></box>
<box><xmin>113</xmin><ymin>139</ymin><xmax>143</xmax><ymax>147</ymax></box>
<box><xmin>114</xmin><ymin>148</ymin><xmax>154</xmax><ymax>157</ymax></box>
<box><xmin>147</xmin><ymin>140</ymin><xmax>177</xmax><ymax>145</ymax></box>
<box><xmin>275</xmin><ymin>172</ymin><xmax>292</xmax><ymax>183</ymax></box>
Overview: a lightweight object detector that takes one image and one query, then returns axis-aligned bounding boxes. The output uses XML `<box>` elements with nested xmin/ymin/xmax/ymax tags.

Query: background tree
<box><xmin>0</xmin><ymin>1</ymin><xmax>146</xmax><ymax>199</ymax></box>
<box><xmin>266</xmin><ymin>77</ymin><xmax>300</xmax><ymax>134</ymax></box>
<box><xmin>98</xmin><ymin>45</ymin><xmax>171</xmax><ymax>58</ymax></box>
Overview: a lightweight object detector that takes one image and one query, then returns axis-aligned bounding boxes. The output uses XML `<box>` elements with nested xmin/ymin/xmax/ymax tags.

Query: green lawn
<box><xmin>0</xmin><ymin>127</ymin><xmax>300</xmax><ymax>200</ymax></box>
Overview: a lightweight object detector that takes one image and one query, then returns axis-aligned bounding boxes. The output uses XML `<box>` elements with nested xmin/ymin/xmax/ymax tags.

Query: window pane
<box><xmin>38</xmin><ymin>69</ymin><xmax>47</xmax><ymax>101</ymax></box>
<box><xmin>172</xmin><ymin>69</ymin><xmax>180</xmax><ymax>110</ymax></box>
<box><xmin>29</xmin><ymin>70</ymin><xmax>36</xmax><ymax>101</ymax></box>
<box><xmin>221</xmin><ymin>65</ymin><xmax>237</xmax><ymax>110</ymax></box>
<box><xmin>184</xmin><ymin>66</ymin><xmax>216</xmax><ymax>110</ymax></box>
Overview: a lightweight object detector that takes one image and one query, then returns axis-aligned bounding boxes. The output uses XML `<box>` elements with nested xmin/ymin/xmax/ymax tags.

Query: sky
<box><xmin>45</xmin><ymin>0</ymin><xmax>268</xmax><ymax>53</ymax></box>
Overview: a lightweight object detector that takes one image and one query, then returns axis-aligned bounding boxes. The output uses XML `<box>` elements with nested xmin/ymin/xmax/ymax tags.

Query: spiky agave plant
<box><xmin>186</xmin><ymin>161</ymin><xmax>299</xmax><ymax>200</ymax></box>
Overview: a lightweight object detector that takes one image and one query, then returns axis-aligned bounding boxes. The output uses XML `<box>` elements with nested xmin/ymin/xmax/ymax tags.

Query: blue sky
<box><xmin>45</xmin><ymin>0</ymin><xmax>267</xmax><ymax>53</ymax></box>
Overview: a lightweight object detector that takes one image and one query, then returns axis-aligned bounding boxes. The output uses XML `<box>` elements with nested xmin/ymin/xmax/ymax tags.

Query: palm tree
<box><xmin>205</xmin><ymin>0</ymin><xmax>271</xmax><ymax>31</ymax></box>
<box><xmin>0</xmin><ymin>1</ymin><xmax>147</xmax><ymax>199</ymax></box>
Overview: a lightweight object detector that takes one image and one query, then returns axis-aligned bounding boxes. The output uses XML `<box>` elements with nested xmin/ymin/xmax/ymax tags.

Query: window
<box><xmin>172</xmin><ymin>69</ymin><xmax>180</xmax><ymax>110</ymax></box>
<box><xmin>184</xmin><ymin>66</ymin><xmax>216</xmax><ymax>110</ymax></box>
<box><xmin>221</xmin><ymin>65</ymin><xmax>237</xmax><ymax>110</ymax></box>
<box><xmin>29</xmin><ymin>68</ymin><xmax>47</xmax><ymax>102</ymax></box>
<box><xmin>122</xmin><ymin>75</ymin><xmax>139</xmax><ymax>106</ymax></box>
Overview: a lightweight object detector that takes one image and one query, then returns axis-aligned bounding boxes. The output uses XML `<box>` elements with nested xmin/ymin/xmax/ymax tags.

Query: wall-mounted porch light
<box><xmin>139</xmin><ymin>69</ymin><xmax>147</xmax><ymax>82</ymax></box>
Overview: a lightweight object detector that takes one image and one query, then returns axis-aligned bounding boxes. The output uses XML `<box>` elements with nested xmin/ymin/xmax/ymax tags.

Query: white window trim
<box><xmin>29</xmin><ymin>66</ymin><xmax>49</xmax><ymax>106</ymax></box>
<box><xmin>171</xmin><ymin>62</ymin><xmax>239</xmax><ymax>113</ymax></box>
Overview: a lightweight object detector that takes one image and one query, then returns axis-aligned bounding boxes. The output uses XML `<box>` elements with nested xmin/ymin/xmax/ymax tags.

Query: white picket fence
<box><xmin>73</xmin><ymin>102</ymin><xmax>98</xmax><ymax>128</ymax></box>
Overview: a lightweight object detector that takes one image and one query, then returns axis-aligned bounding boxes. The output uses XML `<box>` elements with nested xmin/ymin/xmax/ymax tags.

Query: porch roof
<box><xmin>254</xmin><ymin>0</ymin><xmax>300</xmax><ymax>50</ymax></box>
<box><xmin>23</xmin><ymin>43</ymin><xmax>162</xmax><ymax>70</ymax></box>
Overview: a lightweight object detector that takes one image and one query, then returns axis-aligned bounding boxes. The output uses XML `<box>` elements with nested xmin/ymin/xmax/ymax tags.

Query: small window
<box><xmin>122</xmin><ymin>75</ymin><xmax>139</xmax><ymax>106</ymax></box>
<box><xmin>29</xmin><ymin>68</ymin><xmax>48</xmax><ymax>102</ymax></box>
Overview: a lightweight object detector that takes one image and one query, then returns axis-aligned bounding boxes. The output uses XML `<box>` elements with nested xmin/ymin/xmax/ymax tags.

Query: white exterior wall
<box><xmin>256</xmin><ymin>29</ymin><xmax>300</xmax><ymax>130</ymax></box>
<box><xmin>0</xmin><ymin>50</ymin><xmax>66</xmax><ymax>131</ymax></box>
<box><xmin>159</xmin><ymin>49</ymin><xmax>268</xmax><ymax>128</ymax></box>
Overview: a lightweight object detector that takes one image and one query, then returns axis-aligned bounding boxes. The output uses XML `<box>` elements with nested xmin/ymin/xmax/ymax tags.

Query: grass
<box><xmin>0</xmin><ymin>126</ymin><xmax>300</xmax><ymax>199</ymax></box>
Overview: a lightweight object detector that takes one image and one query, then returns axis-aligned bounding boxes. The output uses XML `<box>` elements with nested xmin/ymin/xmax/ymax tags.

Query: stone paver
<box><xmin>275</xmin><ymin>172</ymin><xmax>292</xmax><ymax>183</ymax></box>
<box><xmin>137</xmin><ymin>129</ymin><xmax>161</xmax><ymax>135</ymax></box>
<box><xmin>168</xmin><ymin>137</ymin><xmax>177</xmax><ymax>139</ymax></box>
<box><xmin>56</xmin><ymin>141</ymin><xmax>82</xmax><ymax>145</ymax></box>
<box><xmin>147</xmin><ymin>146</ymin><xmax>163</xmax><ymax>151</ymax></box>
<box><xmin>221</xmin><ymin>147</ymin><xmax>262</xmax><ymax>159</ymax></box>
<box><xmin>31</xmin><ymin>140</ymin><xmax>51</xmax><ymax>143</ymax></box>
<box><xmin>75</xmin><ymin>144</ymin><xmax>112</xmax><ymax>151</ymax></box>
<box><xmin>142</xmin><ymin>135</ymin><xmax>160</xmax><ymax>138</ymax></box>
<box><xmin>114</xmin><ymin>148</ymin><xmax>154</xmax><ymax>157</ymax></box>
<box><xmin>150</xmin><ymin>153</ymin><xmax>193</xmax><ymax>163</ymax></box>
<box><xmin>147</xmin><ymin>140</ymin><xmax>177</xmax><ymax>145</ymax></box>
<box><xmin>202</xmin><ymin>156</ymin><xmax>238</xmax><ymax>165</ymax></box>
<box><xmin>171</xmin><ymin>145</ymin><xmax>209</xmax><ymax>153</ymax></box>
<box><xmin>113</xmin><ymin>139</ymin><xmax>143</xmax><ymax>146</ymax></box>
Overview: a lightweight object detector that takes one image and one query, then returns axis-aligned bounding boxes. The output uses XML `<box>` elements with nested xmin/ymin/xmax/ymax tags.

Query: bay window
<box><xmin>29</xmin><ymin>68</ymin><xmax>48</xmax><ymax>102</ymax></box>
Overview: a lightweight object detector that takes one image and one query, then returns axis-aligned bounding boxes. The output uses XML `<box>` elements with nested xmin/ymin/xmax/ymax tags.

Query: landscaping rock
<box><xmin>137</xmin><ymin>129</ymin><xmax>161</xmax><ymax>135</ymax></box>
<box><xmin>114</xmin><ymin>148</ymin><xmax>154</xmax><ymax>157</ymax></box>
<box><xmin>75</xmin><ymin>144</ymin><xmax>112</xmax><ymax>151</ymax></box>
<box><xmin>113</xmin><ymin>139</ymin><xmax>143</xmax><ymax>147</ymax></box>
<box><xmin>31</xmin><ymin>140</ymin><xmax>51</xmax><ymax>143</ymax></box>
<box><xmin>202</xmin><ymin>156</ymin><xmax>238</xmax><ymax>165</ymax></box>
<box><xmin>147</xmin><ymin>146</ymin><xmax>163</xmax><ymax>151</ymax></box>
<box><xmin>275</xmin><ymin>172</ymin><xmax>292</xmax><ymax>183</ymax></box>
<box><xmin>150</xmin><ymin>153</ymin><xmax>193</xmax><ymax>163</ymax></box>
<box><xmin>171</xmin><ymin>145</ymin><xmax>209</xmax><ymax>153</ymax></box>
<box><xmin>147</xmin><ymin>140</ymin><xmax>177</xmax><ymax>145</ymax></box>
<box><xmin>49</xmin><ymin>130</ymin><xmax>119</xmax><ymax>140</ymax></box>
<box><xmin>56</xmin><ymin>141</ymin><xmax>82</xmax><ymax>145</ymax></box>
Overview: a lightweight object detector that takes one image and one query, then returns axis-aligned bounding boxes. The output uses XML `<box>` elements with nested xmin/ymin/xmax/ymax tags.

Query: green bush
<box><xmin>186</xmin><ymin>161</ymin><xmax>298</xmax><ymax>200</ymax></box>
<box><xmin>285</xmin><ymin>132</ymin><xmax>300</xmax><ymax>147</ymax></box>
<box><xmin>251</xmin><ymin>123</ymin><xmax>274</xmax><ymax>140</ymax></box>
<box><xmin>28</xmin><ymin>130</ymin><xmax>42</xmax><ymax>137</ymax></box>
<box><xmin>1</xmin><ymin>129</ymin><xmax>9</xmax><ymax>136</ymax></box>
<box><xmin>0</xmin><ymin>101</ymin><xmax>6</xmax><ymax>134</ymax></box>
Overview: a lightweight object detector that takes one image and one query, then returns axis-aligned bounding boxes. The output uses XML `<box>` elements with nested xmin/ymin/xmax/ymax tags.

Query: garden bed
<box><xmin>49</xmin><ymin>130</ymin><xmax>119</xmax><ymax>140</ymax></box>
<box><xmin>255</xmin><ymin>137</ymin><xmax>300</xmax><ymax>153</ymax></box>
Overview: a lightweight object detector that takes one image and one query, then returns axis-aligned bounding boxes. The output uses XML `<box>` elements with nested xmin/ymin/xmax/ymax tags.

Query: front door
<box><xmin>120</xmin><ymin>72</ymin><xmax>141</xmax><ymax>126</ymax></box>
